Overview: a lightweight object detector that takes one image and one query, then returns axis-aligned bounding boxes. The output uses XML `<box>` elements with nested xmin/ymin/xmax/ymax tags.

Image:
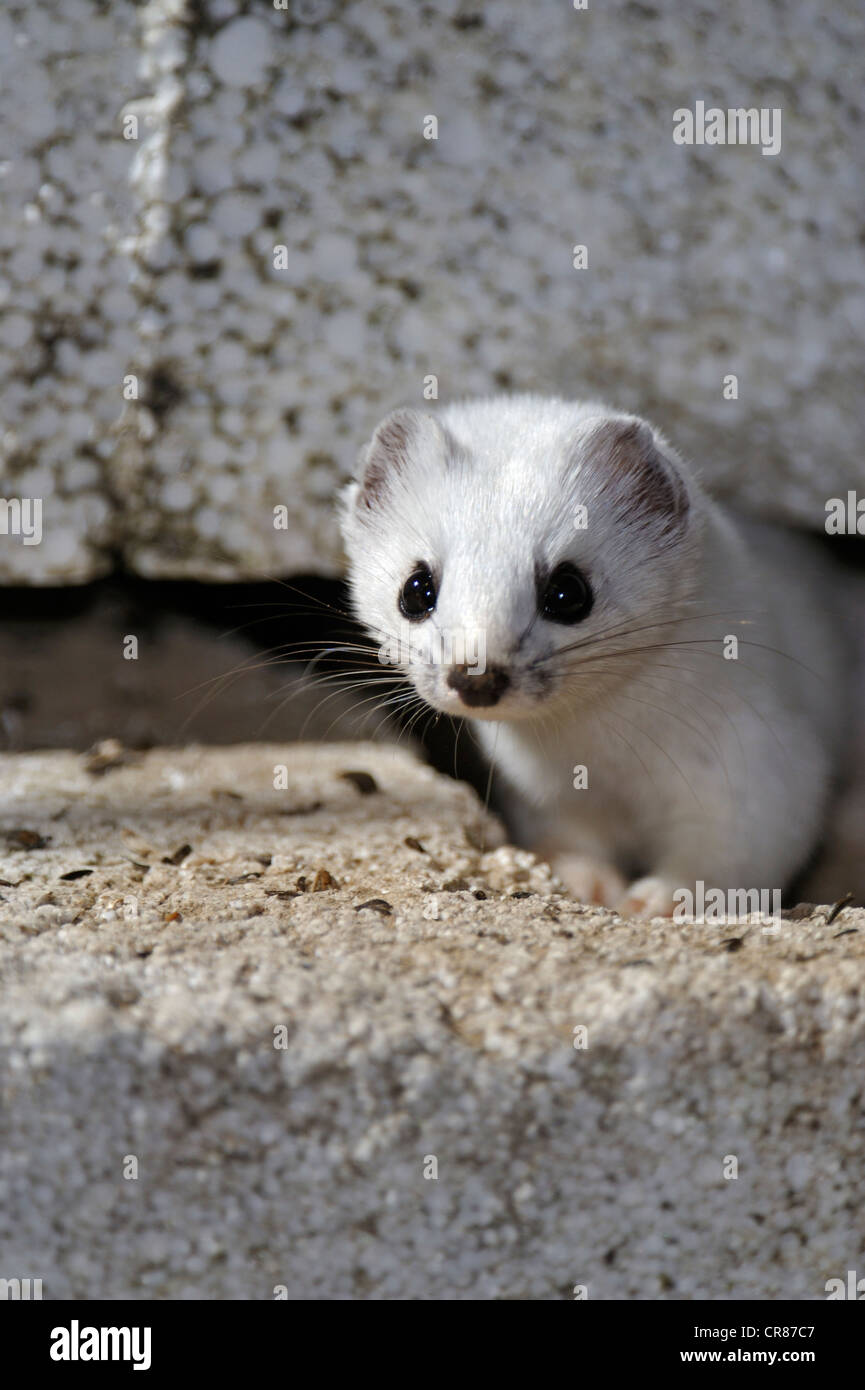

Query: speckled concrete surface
<box><xmin>0</xmin><ymin>0</ymin><xmax>139</xmax><ymax>581</ymax></box>
<box><xmin>1</xmin><ymin>743</ymin><xmax>863</xmax><ymax>1299</ymax></box>
<box><xmin>2</xmin><ymin>1</ymin><xmax>864</xmax><ymax>582</ymax></box>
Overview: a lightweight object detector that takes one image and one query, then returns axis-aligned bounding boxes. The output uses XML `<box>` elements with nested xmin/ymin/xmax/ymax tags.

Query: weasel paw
<box><xmin>618</xmin><ymin>875</ymin><xmax>677</xmax><ymax>919</ymax></box>
<box><xmin>549</xmin><ymin>854</ymin><xmax>627</xmax><ymax>908</ymax></box>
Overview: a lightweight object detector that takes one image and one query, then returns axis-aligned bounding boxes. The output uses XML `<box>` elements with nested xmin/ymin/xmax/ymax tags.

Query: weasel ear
<box><xmin>580</xmin><ymin>415</ymin><xmax>690</xmax><ymax>532</ymax></box>
<box><xmin>355</xmin><ymin>407</ymin><xmax>442</xmax><ymax>511</ymax></box>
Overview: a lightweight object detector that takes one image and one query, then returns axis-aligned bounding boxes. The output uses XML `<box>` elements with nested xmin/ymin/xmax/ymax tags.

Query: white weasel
<box><xmin>341</xmin><ymin>395</ymin><xmax>859</xmax><ymax>916</ymax></box>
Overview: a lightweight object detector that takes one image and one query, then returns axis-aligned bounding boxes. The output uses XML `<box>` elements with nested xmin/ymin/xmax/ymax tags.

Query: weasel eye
<box><xmin>399</xmin><ymin>564</ymin><xmax>437</xmax><ymax>621</ymax></box>
<box><xmin>540</xmin><ymin>563</ymin><xmax>593</xmax><ymax>625</ymax></box>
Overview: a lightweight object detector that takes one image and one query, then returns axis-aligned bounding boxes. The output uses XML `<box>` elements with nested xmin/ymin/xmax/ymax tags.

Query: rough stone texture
<box><xmin>0</xmin><ymin>0</ymin><xmax>140</xmax><ymax>582</ymax></box>
<box><xmin>2</xmin><ymin>1</ymin><xmax>865</xmax><ymax>582</ymax></box>
<box><xmin>1</xmin><ymin>742</ymin><xmax>863</xmax><ymax>1299</ymax></box>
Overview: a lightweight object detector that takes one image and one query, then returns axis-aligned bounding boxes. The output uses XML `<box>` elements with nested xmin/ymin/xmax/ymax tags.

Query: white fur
<box><xmin>341</xmin><ymin>395</ymin><xmax>859</xmax><ymax>915</ymax></box>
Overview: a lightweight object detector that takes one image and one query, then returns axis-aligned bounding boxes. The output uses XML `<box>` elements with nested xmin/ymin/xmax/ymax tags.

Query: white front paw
<box><xmin>549</xmin><ymin>854</ymin><xmax>627</xmax><ymax>909</ymax></box>
<box><xmin>617</xmin><ymin>874</ymin><xmax>677</xmax><ymax>919</ymax></box>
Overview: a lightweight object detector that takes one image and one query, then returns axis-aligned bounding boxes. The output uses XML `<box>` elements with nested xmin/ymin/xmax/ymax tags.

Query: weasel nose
<box><xmin>446</xmin><ymin>664</ymin><xmax>510</xmax><ymax>708</ymax></box>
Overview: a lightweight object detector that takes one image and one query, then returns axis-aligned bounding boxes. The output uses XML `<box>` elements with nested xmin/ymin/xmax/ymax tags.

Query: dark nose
<box><xmin>446</xmin><ymin>664</ymin><xmax>510</xmax><ymax>708</ymax></box>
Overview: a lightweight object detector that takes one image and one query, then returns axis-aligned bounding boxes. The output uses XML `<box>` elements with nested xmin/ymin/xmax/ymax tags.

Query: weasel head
<box><xmin>341</xmin><ymin>395</ymin><xmax>703</xmax><ymax>723</ymax></box>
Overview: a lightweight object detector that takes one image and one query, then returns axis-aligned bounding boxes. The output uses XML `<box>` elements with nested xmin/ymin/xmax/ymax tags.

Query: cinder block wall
<box><xmin>2</xmin><ymin>0</ymin><xmax>863</xmax><ymax>584</ymax></box>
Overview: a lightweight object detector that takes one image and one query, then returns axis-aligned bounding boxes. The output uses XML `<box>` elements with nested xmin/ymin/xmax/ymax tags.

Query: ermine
<box><xmin>341</xmin><ymin>395</ymin><xmax>861</xmax><ymax>917</ymax></box>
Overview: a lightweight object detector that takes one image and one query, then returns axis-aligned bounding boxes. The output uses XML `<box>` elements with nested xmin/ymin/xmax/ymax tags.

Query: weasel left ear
<box><xmin>580</xmin><ymin>415</ymin><xmax>690</xmax><ymax>533</ymax></box>
<box><xmin>355</xmin><ymin>407</ymin><xmax>443</xmax><ymax>511</ymax></box>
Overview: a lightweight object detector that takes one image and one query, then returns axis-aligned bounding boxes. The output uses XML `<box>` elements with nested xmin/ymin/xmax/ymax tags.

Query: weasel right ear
<box><xmin>355</xmin><ymin>408</ymin><xmax>443</xmax><ymax>511</ymax></box>
<box><xmin>579</xmin><ymin>415</ymin><xmax>690</xmax><ymax>535</ymax></box>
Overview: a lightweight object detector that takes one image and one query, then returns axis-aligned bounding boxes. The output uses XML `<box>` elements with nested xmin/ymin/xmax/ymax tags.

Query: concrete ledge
<box><xmin>1</xmin><ymin>743</ymin><xmax>863</xmax><ymax>1298</ymax></box>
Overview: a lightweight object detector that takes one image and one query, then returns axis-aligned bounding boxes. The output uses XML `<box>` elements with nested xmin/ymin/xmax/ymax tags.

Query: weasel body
<box><xmin>342</xmin><ymin>395</ymin><xmax>859</xmax><ymax>915</ymax></box>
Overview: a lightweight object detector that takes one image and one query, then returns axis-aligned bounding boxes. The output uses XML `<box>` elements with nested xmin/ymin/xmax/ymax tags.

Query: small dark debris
<box><xmin>721</xmin><ymin>937</ymin><xmax>745</xmax><ymax>952</ymax></box>
<box><xmin>162</xmin><ymin>844</ymin><xmax>192</xmax><ymax>866</ymax></box>
<box><xmin>213</xmin><ymin>788</ymin><xmax>243</xmax><ymax>801</ymax></box>
<box><xmin>621</xmin><ymin>958</ymin><xmax>654</xmax><ymax>968</ymax></box>
<box><xmin>453</xmin><ymin>12</ymin><xmax>484</xmax><ymax>28</ymax></box>
<box><xmin>473</xmin><ymin>890</ymin><xmax>487</xmax><ymax>900</ymax></box>
<box><xmin>84</xmin><ymin>738</ymin><xmax>135</xmax><ymax>776</ymax></box>
<box><xmin>312</xmin><ymin>868</ymin><xmax>338</xmax><ymax>891</ymax></box>
<box><xmin>264</xmin><ymin>889</ymin><xmax>302</xmax><ymax>900</ymax></box>
<box><xmin>105</xmin><ymin>981</ymin><xmax>141</xmax><ymax>1007</ymax></box>
<box><xmin>59</xmin><ymin>868</ymin><xmax>93</xmax><ymax>881</ymax></box>
<box><xmin>339</xmin><ymin>770</ymin><xmax>379</xmax><ymax>795</ymax></box>
<box><xmin>404</xmin><ymin>836</ymin><xmax>426</xmax><ymax>853</ymax></box>
<box><xmin>442</xmin><ymin>877</ymin><xmax>470</xmax><ymax>892</ymax></box>
<box><xmin>189</xmin><ymin>259</ymin><xmax>222</xmax><ymax>280</ymax></box>
<box><xmin>143</xmin><ymin>365</ymin><xmax>185</xmax><ymax>418</ymax></box>
<box><xmin>296</xmin><ymin>876</ymin><xmax>308</xmax><ymax>892</ymax></box>
<box><xmin>279</xmin><ymin>801</ymin><xmax>323</xmax><ymax>817</ymax></box>
<box><xmin>6</xmin><ymin>828</ymin><xmax>50</xmax><ymax>850</ymax></box>
<box><xmin>510</xmin><ymin>890</ymin><xmax>533</xmax><ymax>900</ymax></box>
<box><xmin>834</xmin><ymin>928</ymin><xmax>859</xmax><ymax>939</ymax></box>
<box><xmin>227</xmin><ymin>872</ymin><xmax>261</xmax><ymax>884</ymax></box>
<box><xmin>354</xmin><ymin>899</ymin><xmax>393</xmax><ymax>916</ymax></box>
<box><xmin>826</xmin><ymin>892</ymin><xmax>855</xmax><ymax>925</ymax></box>
<box><xmin>781</xmin><ymin>902</ymin><xmax>816</xmax><ymax>920</ymax></box>
<box><xmin>0</xmin><ymin>878</ymin><xmax>17</xmax><ymax>887</ymax></box>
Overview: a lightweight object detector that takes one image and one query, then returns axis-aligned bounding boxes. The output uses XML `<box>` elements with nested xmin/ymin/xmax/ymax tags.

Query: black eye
<box><xmin>399</xmin><ymin>564</ymin><xmax>437</xmax><ymax>621</ymax></box>
<box><xmin>540</xmin><ymin>563</ymin><xmax>593</xmax><ymax>625</ymax></box>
